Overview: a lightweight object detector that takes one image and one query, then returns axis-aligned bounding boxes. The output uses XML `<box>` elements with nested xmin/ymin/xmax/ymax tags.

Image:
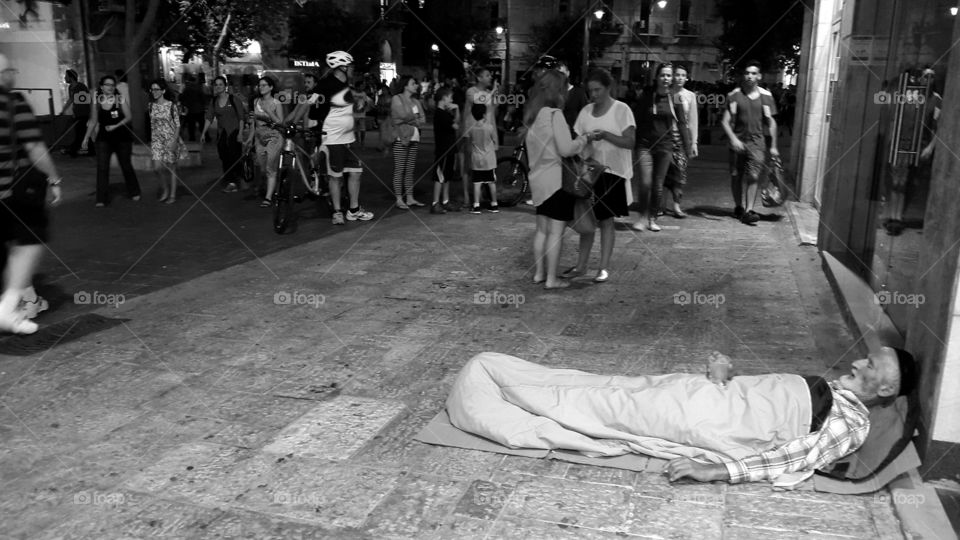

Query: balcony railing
<box><xmin>632</xmin><ymin>20</ymin><xmax>663</xmax><ymax>36</ymax></box>
<box><xmin>675</xmin><ymin>22</ymin><xmax>701</xmax><ymax>36</ymax></box>
<box><xmin>591</xmin><ymin>21</ymin><xmax>624</xmax><ymax>36</ymax></box>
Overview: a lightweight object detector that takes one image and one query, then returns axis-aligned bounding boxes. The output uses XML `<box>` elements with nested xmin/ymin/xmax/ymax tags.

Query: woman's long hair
<box><xmin>522</xmin><ymin>69</ymin><xmax>567</xmax><ymax>128</ymax></box>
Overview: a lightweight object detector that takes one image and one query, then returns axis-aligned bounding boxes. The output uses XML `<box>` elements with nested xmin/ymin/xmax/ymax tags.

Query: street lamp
<box><xmin>465</xmin><ymin>42</ymin><xmax>475</xmax><ymax>52</ymax></box>
<box><xmin>951</xmin><ymin>6</ymin><xmax>958</xmax><ymax>15</ymax></box>
<box><xmin>657</xmin><ymin>0</ymin><xmax>667</xmax><ymax>8</ymax></box>
<box><xmin>431</xmin><ymin>43</ymin><xmax>439</xmax><ymax>52</ymax></box>
<box><xmin>495</xmin><ymin>25</ymin><xmax>504</xmax><ymax>35</ymax></box>
<box><xmin>582</xmin><ymin>3</ymin><xmax>606</xmax><ymax>79</ymax></box>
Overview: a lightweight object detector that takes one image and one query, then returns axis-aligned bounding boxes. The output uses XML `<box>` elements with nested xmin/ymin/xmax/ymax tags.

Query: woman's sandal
<box><xmin>259</xmin><ymin>198</ymin><xmax>272</xmax><ymax>208</ymax></box>
<box><xmin>559</xmin><ymin>267</ymin><xmax>583</xmax><ymax>279</ymax></box>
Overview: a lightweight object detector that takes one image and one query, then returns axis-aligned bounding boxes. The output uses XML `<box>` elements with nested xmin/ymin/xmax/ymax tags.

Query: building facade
<box><xmin>496</xmin><ymin>0</ymin><xmax>724</xmax><ymax>86</ymax></box>
<box><xmin>796</xmin><ymin>0</ymin><xmax>959</xmax><ymax>452</ymax></box>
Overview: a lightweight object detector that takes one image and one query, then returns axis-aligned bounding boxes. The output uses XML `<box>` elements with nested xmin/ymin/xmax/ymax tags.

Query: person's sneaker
<box><xmin>741</xmin><ymin>210</ymin><xmax>760</xmax><ymax>225</ymax></box>
<box><xmin>346</xmin><ymin>207</ymin><xmax>374</xmax><ymax>221</ymax></box>
<box><xmin>470</xmin><ymin>205</ymin><xmax>482</xmax><ymax>214</ymax></box>
<box><xmin>332</xmin><ymin>211</ymin><xmax>346</xmax><ymax>225</ymax></box>
<box><xmin>733</xmin><ymin>206</ymin><xmax>745</xmax><ymax>219</ymax></box>
<box><xmin>222</xmin><ymin>183</ymin><xmax>239</xmax><ymax>193</ymax></box>
<box><xmin>488</xmin><ymin>205</ymin><xmax>500</xmax><ymax>213</ymax></box>
<box><xmin>18</xmin><ymin>296</ymin><xmax>49</xmax><ymax>320</ymax></box>
<box><xmin>430</xmin><ymin>202</ymin><xmax>446</xmax><ymax>214</ymax></box>
<box><xmin>443</xmin><ymin>202</ymin><xmax>461</xmax><ymax>212</ymax></box>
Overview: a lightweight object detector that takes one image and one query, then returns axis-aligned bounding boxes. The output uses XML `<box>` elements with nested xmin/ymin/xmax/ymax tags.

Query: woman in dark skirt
<box><xmin>523</xmin><ymin>70</ymin><xmax>587</xmax><ymax>289</ymax></box>
<box><xmin>567</xmin><ymin>69</ymin><xmax>636</xmax><ymax>283</ymax></box>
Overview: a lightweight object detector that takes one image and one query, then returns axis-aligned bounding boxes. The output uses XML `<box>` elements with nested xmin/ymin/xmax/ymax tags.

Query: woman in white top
<box><xmin>390</xmin><ymin>75</ymin><xmax>426</xmax><ymax>209</ymax></box>
<box><xmin>568</xmin><ymin>69</ymin><xmax>636</xmax><ymax>283</ymax></box>
<box><xmin>524</xmin><ymin>70</ymin><xmax>588</xmax><ymax>289</ymax></box>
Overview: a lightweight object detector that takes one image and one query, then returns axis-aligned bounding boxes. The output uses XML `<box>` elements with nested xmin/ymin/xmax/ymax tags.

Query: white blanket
<box><xmin>447</xmin><ymin>352</ymin><xmax>813</xmax><ymax>463</ymax></box>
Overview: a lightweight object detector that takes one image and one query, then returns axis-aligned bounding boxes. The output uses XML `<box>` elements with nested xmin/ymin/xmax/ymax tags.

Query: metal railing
<box><xmin>632</xmin><ymin>21</ymin><xmax>663</xmax><ymax>37</ymax></box>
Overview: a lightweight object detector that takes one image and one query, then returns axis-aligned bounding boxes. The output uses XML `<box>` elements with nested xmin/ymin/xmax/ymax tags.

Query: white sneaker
<box><xmin>346</xmin><ymin>207</ymin><xmax>374</xmax><ymax>221</ymax></box>
<box><xmin>18</xmin><ymin>296</ymin><xmax>49</xmax><ymax>319</ymax></box>
<box><xmin>0</xmin><ymin>309</ymin><xmax>38</xmax><ymax>335</ymax></box>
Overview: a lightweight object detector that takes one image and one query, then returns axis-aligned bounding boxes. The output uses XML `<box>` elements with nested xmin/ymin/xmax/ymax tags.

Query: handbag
<box><xmin>761</xmin><ymin>154</ymin><xmax>786</xmax><ymax>207</ymax></box>
<box><xmin>561</xmin><ymin>155</ymin><xmax>605</xmax><ymax>199</ymax></box>
<box><xmin>568</xmin><ymin>197</ymin><xmax>597</xmax><ymax>234</ymax></box>
<box><xmin>6</xmin><ymin>92</ymin><xmax>48</xmax><ymax>208</ymax></box>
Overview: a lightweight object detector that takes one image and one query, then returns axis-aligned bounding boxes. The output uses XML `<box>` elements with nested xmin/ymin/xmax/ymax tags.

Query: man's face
<box><xmin>674</xmin><ymin>68</ymin><xmax>688</xmax><ymax>88</ymax></box>
<box><xmin>743</xmin><ymin>66</ymin><xmax>761</xmax><ymax>88</ymax></box>
<box><xmin>837</xmin><ymin>347</ymin><xmax>900</xmax><ymax>401</ymax></box>
<box><xmin>304</xmin><ymin>76</ymin><xmax>317</xmax><ymax>91</ymax></box>
<box><xmin>477</xmin><ymin>70</ymin><xmax>491</xmax><ymax>88</ymax></box>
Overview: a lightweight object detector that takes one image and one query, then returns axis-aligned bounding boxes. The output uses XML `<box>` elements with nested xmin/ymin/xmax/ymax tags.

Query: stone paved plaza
<box><xmin>0</xmin><ymin>142</ymin><xmax>913</xmax><ymax>538</ymax></box>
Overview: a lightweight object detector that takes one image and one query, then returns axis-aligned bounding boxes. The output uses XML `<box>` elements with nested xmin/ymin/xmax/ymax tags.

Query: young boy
<box><xmin>467</xmin><ymin>103</ymin><xmax>498</xmax><ymax>213</ymax></box>
<box><xmin>431</xmin><ymin>87</ymin><xmax>460</xmax><ymax>213</ymax></box>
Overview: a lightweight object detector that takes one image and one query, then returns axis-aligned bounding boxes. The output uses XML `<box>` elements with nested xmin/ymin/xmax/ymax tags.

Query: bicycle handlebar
<box><xmin>261</xmin><ymin>121</ymin><xmax>326</xmax><ymax>138</ymax></box>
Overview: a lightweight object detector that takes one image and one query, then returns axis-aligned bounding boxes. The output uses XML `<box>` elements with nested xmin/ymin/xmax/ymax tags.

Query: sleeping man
<box><xmin>446</xmin><ymin>347</ymin><xmax>917</xmax><ymax>485</ymax></box>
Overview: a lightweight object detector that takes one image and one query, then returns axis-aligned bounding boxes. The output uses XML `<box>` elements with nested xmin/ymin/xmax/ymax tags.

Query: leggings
<box><xmin>392</xmin><ymin>140</ymin><xmax>419</xmax><ymax>198</ymax></box>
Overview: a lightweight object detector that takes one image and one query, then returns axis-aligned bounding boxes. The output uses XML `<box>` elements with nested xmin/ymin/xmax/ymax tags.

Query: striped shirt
<box><xmin>723</xmin><ymin>381</ymin><xmax>870</xmax><ymax>483</ymax></box>
<box><xmin>0</xmin><ymin>91</ymin><xmax>43</xmax><ymax>191</ymax></box>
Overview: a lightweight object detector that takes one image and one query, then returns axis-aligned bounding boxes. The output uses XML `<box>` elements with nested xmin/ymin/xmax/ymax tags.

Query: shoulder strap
<box><xmin>7</xmin><ymin>92</ymin><xmax>18</xmax><ymax>168</ymax></box>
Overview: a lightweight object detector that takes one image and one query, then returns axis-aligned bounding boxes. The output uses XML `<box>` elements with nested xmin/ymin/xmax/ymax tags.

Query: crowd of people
<box><xmin>0</xmin><ymin>47</ymin><xmax>787</xmax><ymax>333</ymax></box>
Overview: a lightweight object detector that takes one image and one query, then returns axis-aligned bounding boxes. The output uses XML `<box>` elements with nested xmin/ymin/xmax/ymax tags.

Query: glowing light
<box><xmin>431</xmin><ymin>43</ymin><xmax>439</xmax><ymax>52</ymax></box>
<box><xmin>657</xmin><ymin>0</ymin><xmax>667</xmax><ymax>8</ymax></box>
<box><xmin>495</xmin><ymin>26</ymin><xmax>504</xmax><ymax>35</ymax></box>
<box><xmin>465</xmin><ymin>43</ymin><xmax>475</xmax><ymax>52</ymax></box>
<box><xmin>593</xmin><ymin>8</ymin><xmax>605</xmax><ymax>19</ymax></box>
<box><xmin>246</xmin><ymin>41</ymin><xmax>261</xmax><ymax>55</ymax></box>
<box><xmin>951</xmin><ymin>6</ymin><xmax>958</xmax><ymax>15</ymax></box>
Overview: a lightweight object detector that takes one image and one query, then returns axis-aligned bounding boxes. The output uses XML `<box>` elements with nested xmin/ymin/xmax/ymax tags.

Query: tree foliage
<box><xmin>160</xmin><ymin>0</ymin><xmax>290</xmax><ymax>62</ymax></box>
<box><xmin>715</xmin><ymin>0</ymin><xmax>809</xmax><ymax>73</ymax></box>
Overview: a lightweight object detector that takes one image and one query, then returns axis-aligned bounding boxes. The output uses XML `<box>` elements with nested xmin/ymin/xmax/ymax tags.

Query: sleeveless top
<box><xmin>97</xmin><ymin>98</ymin><xmax>131</xmax><ymax>142</ymax></box>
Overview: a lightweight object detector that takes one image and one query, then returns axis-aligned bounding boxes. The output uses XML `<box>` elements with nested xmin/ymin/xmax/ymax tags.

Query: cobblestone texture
<box><xmin>0</xmin><ymin>139</ymin><xmax>910</xmax><ymax>538</ymax></box>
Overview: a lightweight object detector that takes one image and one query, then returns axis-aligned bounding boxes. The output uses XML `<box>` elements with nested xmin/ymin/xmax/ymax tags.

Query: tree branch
<box><xmin>213</xmin><ymin>11</ymin><xmax>231</xmax><ymax>56</ymax></box>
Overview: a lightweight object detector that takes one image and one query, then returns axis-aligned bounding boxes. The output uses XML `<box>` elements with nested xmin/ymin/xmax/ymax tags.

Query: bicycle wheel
<box><xmin>241</xmin><ymin>151</ymin><xmax>255</xmax><ymax>186</ymax></box>
<box><xmin>273</xmin><ymin>169</ymin><xmax>294</xmax><ymax>234</ymax></box>
<box><xmin>495</xmin><ymin>156</ymin><xmax>529</xmax><ymax>207</ymax></box>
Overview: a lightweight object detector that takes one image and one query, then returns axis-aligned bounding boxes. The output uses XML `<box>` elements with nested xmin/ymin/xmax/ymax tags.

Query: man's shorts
<box><xmin>471</xmin><ymin>169</ymin><xmax>495</xmax><ymax>184</ymax></box>
<box><xmin>320</xmin><ymin>143</ymin><xmax>363</xmax><ymax>179</ymax></box>
<box><xmin>0</xmin><ymin>197</ymin><xmax>49</xmax><ymax>245</ymax></box>
<box><xmin>729</xmin><ymin>138</ymin><xmax>766</xmax><ymax>182</ymax></box>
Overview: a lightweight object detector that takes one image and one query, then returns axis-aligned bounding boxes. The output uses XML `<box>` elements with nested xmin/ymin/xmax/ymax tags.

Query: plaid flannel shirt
<box><xmin>724</xmin><ymin>381</ymin><xmax>870</xmax><ymax>484</ymax></box>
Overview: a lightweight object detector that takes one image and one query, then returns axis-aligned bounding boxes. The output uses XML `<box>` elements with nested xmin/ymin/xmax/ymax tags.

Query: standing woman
<box><xmin>390</xmin><ymin>75</ymin><xmax>426</xmax><ymax>209</ymax></box>
<box><xmin>80</xmin><ymin>75</ymin><xmax>141</xmax><ymax>207</ymax></box>
<box><xmin>631</xmin><ymin>63</ymin><xmax>689</xmax><ymax>231</ymax></box>
<box><xmin>147</xmin><ymin>80</ymin><xmax>187</xmax><ymax>203</ymax></box>
<box><xmin>567</xmin><ymin>69</ymin><xmax>636</xmax><ymax>283</ymax></box>
<box><xmin>244</xmin><ymin>76</ymin><xmax>283</xmax><ymax>208</ymax></box>
<box><xmin>200</xmin><ymin>76</ymin><xmax>246</xmax><ymax>193</ymax></box>
<box><xmin>525</xmin><ymin>70</ymin><xmax>587</xmax><ymax>289</ymax></box>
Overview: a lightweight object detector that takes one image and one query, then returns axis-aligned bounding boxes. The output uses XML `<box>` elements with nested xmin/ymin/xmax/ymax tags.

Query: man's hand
<box><xmin>920</xmin><ymin>144</ymin><xmax>934</xmax><ymax>161</ymax></box>
<box><xmin>689</xmin><ymin>143</ymin><xmax>699</xmax><ymax>159</ymax></box>
<box><xmin>48</xmin><ymin>185</ymin><xmax>62</xmax><ymax>206</ymax></box>
<box><xmin>665</xmin><ymin>458</ymin><xmax>730</xmax><ymax>483</ymax></box>
<box><xmin>729</xmin><ymin>137</ymin><xmax>745</xmax><ymax>153</ymax></box>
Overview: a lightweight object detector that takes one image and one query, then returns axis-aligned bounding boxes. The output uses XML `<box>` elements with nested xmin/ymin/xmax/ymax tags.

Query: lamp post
<box><xmin>496</xmin><ymin>24</ymin><xmax>511</xmax><ymax>87</ymax></box>
<box><xmin>582</xmin><ymin>2</ymin><xmax>607</xmax><ymax>81</ymax></box>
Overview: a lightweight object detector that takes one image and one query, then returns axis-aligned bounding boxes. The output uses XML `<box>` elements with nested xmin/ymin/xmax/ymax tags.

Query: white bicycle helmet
<box><xmin>326</xmin><ymin>51</ymin><xmax>354</xmax><ymax>69</ymax></box>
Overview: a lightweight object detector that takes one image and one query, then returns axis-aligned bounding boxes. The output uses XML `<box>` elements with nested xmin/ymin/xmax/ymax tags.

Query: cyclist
<box><xmin>283</xmin><ymin>71</ymin><xmax>324</xmax><ymax>194</ymax></box>
<box><xmin>312</xmin><ymin>51</ymin><xmax>374</xmax><ymax>225</ymax></box>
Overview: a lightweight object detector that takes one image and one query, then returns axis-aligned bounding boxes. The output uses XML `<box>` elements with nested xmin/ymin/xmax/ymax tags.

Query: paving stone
<box><xmin>450</xmin><ymin>478</ymin><xmax>515</xmax><ymax>521</ymax></box>
<box><xmin>483</xmin><ymin>516</ymin><xmax>635</xmax><ymax>539</ymax></box>
<box><xmin>624</xmin><ymin>494</ymin><xmax>725</xmax><ymax>538</ymax></box>
<box><xmin>724</xmin><ymin>493</ymin><xmax>873</xmax><ymax>537</ymax></box>
<box><xmin>410</xmin><ymin>446</ymin><xmax>505</xmax><ymax>480</ymax></box>
<box><xmin>121</xmin><ymin>442</ymin><xmax>256</xmax><ymax>504</ymax></box>
<box><xmin>499</xmin><ymin>476</ymin><xmax>632</xmax><ymax>531</ymax></box>
<box><xmin>351</xmin><ymin>409</ymin><xmax>438</xmax><ymax>467</ymax></box>
<box><xmin>202</xmin><ymin>422</ymin><xmax>280</xmax><ymax>449</ymax></box>
<box><xmin>197</xmin><ymin>509</ymin><xmax>339</xmax><ymax>539</ymax></box>
<box><xmin>430</xmin><ymin>515</ymin><xmax>495</xmax><ymax>539</ymax></box>
<box><xmin>189</xmin><ymin>393</ymin><xmax>319</xmax><ymax>428</ymax></box>
<box><xmin>362</xmin><ymin>473</ymin><xmax>468</xmax><ymax>537</ymax></box>
<box><xmin>564</xmin><ymin>463</ymin><xmax>642</xmax><ymax>487</ymax></box>
<box><xmin>261</xmin><ymin>396</ymin><xmax>406</xmax><ymax>461</ymax></box>
<box><xmin>236</xmin><ymin>462</ymin><xmax>400</xmax><ymax>528</ymax></box>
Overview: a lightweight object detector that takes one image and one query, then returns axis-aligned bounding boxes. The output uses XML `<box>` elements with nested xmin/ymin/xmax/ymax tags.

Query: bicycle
<box><xmin>262</xmin><ymin>121</ymin><xmax>327</xmax><ymax>234</ymax></box>
<box><xmin>493</xmin><ymin>143</ymin><xmax>530</xmax><ymax>207</ymax></box>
